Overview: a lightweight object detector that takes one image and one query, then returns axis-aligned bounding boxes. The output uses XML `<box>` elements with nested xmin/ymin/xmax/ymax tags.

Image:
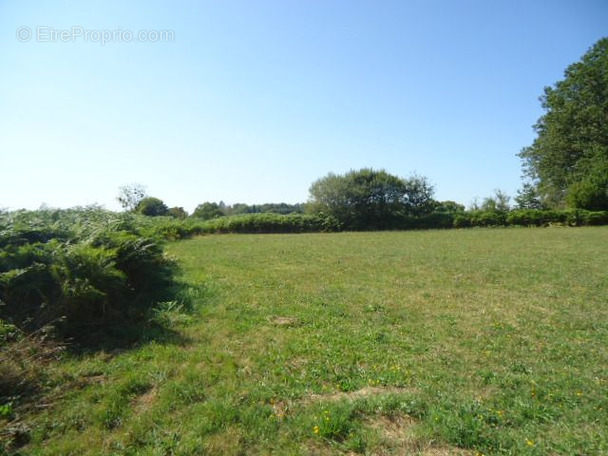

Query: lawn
<box><xmin>6</xmin><ymin>228</ymin><xmax>608</xmax><ymax>455</ymax></box>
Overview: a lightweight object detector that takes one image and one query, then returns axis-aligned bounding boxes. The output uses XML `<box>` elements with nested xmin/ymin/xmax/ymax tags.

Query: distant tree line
<box><xmin>117</xmin><ymin>167</ymin><xmax>608</xmax><ymax>236</ymax></box>
<box><xmin>112</xmin><ymin>38</ymin><xmax>608</xmax><ymax>232</ymax></box>
<box><xmin>192</xmin><ymin>202</ymin><xmax>304</xmax><ymax>220</ymax></box>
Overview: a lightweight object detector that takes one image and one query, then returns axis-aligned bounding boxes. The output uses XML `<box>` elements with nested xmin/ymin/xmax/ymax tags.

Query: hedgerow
<box><xmin>198</xmin><ymin>213</ymin><xmax>343</xmax><ymax>234</ymax></box>
<box><xmin>400</xmin><ymin>209</ymin><xmax>608</xmax><ymax>230</ymax></box>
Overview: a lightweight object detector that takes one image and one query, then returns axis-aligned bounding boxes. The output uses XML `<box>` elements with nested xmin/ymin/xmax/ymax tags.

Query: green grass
<box><xmin>4</xmin><ymin>228</ymin><xmax>608</xmax><ymax>455</ymax></box>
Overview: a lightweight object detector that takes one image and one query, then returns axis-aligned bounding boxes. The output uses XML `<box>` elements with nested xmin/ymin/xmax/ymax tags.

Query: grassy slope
<box><xmin>10</xmin><ymin>228</ymin><xmax>608</xmax><ymax>455</ymax></box>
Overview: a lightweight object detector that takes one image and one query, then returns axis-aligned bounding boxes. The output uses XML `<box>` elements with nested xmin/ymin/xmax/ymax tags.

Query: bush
<box><xmin>0</xmin><ymin>209</ymin><xmax>176</xmax><ymax>342</ymax></box>
<box><xmin>468</xmin><ymin>210</ymin><xmax>507</xmax><ymax>227</ymax></box>
<box><xmin>507</xmin><ymin>210</ymin><xmax>546</xmax><ymax>227</ymax></box>
<box><xmin>582</xmin><ymin>211</ymin><xmax>608</xmax><ymax>226</ymax></box>
<box><xmin>412</xmin><ymin>211</ymin><xmax>455</xmax><ymax>229</ymax></box>
<box><xmin>198</xmin><ymin>213</ymin><xmax>342</xmax><ymax>234</ymax></box>
<box><xmin>453</xmin><ymin>214</ymin><xmax>472</xmax><ymax>228</ymax></box>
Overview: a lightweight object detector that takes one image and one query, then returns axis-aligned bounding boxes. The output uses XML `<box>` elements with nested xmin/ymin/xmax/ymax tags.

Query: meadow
<box><xmin>3</xmin><ymin>227</ymin><xmax>608</xmax><ymax>455</ymax></box>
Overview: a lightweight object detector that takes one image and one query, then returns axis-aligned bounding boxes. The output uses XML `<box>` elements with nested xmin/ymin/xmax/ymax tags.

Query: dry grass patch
<box><xmin>131</xmin><ymin>387</ymin><xmax>158</xmax><ymax>414</ymax></box>
<box><xmin>270</xmin><ymin>315</ymin><xmax>299</xmax><ymax>326</ymax></box>
<box><xmin>306</xmin><ymin>386</ymin><xmax>416</xmax><ymax>404</ymax></box>
<box><xmin>366</xmin><ymin>414</ymin><xmax>474</xmax><ymax>456</ymax></box>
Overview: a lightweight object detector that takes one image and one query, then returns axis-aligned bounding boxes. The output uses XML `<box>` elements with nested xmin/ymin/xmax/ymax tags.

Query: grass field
<box><xmin>5</xmin><ymin>228</ymin><xmax>608</xmax><ymax>455</ymax></box>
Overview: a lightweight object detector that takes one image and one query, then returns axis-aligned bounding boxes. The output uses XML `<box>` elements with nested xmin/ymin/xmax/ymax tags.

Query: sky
<box><xmin>1</xmin><ymin>1</ymin><xmax>607</xmax><ymax>213</ymax></box>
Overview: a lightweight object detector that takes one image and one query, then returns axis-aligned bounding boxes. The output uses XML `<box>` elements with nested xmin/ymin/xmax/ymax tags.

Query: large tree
<box><xmin>308</xmin><ymin>168</ymin><xmax>434</xmax><ymax>230</ymax></box>
<box><xmin>518</xmin><ymin>37</ymin><xmax>608</xmax><ymax>209</ymax></box>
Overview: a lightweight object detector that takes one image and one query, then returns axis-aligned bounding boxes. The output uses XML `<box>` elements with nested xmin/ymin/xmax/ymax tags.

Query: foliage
<box><xmin>308</xmin><ymin>168</ymin><xmax>435</xmax><ymax>230</ymax></box>
<box><xmin>192</xmin><ymin>202</ymin><xmax>225</xmax><ymax>220</ymax></box>
<box><xmin>117</xmin><ymin>184</ymin><xmax>147</xmax><ymax>212</ymax></box>
<box><xmin>168</xmin><ymin>206</ymin><xmax>188</xmax><ymax>219</ymax></box>
<box><xmin>515</xmin><ymin>183</ymin><xmax>545</xmax><ymax>210</ymax></box>
<box><xmin>453</xmin><ymin>208</ymin><xmax>608</xmax><ymax>228</ymax></box>
<box><xmin>0</xmin><ymin>208</ymin><xmax>176</xmax><ymax>343</ymax></box>
<box><xmin>481</xmin><ymin>189</ymin><xmax>511</xmax><ymax>212</ymax></box>
<box><xmin>566</xmin><ymin>168</ymin><xmax>608</xmax><ymax>210</ymax></box>
<box><xmin>518</xmin><ymin>37</ymin><xmax>608</xmax><ymax>209</ymax></box>
<box><xmin>225</xmin><ymin>202</ymin><xmax>304</xmax><ymax>215</ymax></box>
<box><xmin>198</xmin><ymin>213</ymin><xmax>342</xmax><ymax>234</ymax></box>
<box><xmin>433</xmin><ymin>200</ymin><xmax>465</xmax><ymax>213</ymax></box>
<box><xmin>190</xmin><ymin>202</ymin><xmax>305</xmax><ymax>219</ymax></box>
<box><xmin>136</xmin><ymin>197</ymin><xmax>170</xmax><ymax>217</ymax></box>
<box><xmin>141</xmin><ymin>208</ymin><xmax>608</xmax><ymax>240</ymax></box>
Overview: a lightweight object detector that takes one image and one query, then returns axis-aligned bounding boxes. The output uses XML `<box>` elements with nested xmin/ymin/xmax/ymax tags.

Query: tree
<box><xmin>402</xmin><ymin>173</ymin><xmax>436</xmax><ymax>216</ymax></box>
<box><xmin>308</xmin><ymin>168</ymin><xmax>435</xmax><ymax>230</ymax></box>
<box><xmin>168</xmin><ymin>206</ymin><xmax>188</xmax><ymax>219</ymax></box>
<box><xmin>117</xmin><ymin>184</ymin><xmax>147</xmax><ymax>212</ymax></box>
<box><xmin>518</xmin><ymin>38</ymin><xmax>608</xmax><ymax>209</ymax></box>
<box><xmin>493</xmin><ymin>189</ymin><xmax>511</xmax><ymax>212</ymax></box>
<box><xmin>480</xmin><ymin>190</ymin><xmax>510</xmax><ymax>212</ymax></box>
<box><xmin>192</xmin><ymin>202</ymin><xmax>225</xmax><ymax>220</ymax></box>
<box><xmin>480</xmin><ymin>197</ymin><xmax>497</xmax><ymax>212</ymax></box>
<box><xmin>433</xmin><ymin>200</ymin><xmax>465</xmax><ymax>213</ymax></box>
<box><xmin>515</xmin><ymin>183</ymin><xmax>544</xmax><ymax>209</ymax></box>
<box><xmin>137</xmin><ymin>197</ymin><xmax>169</xmax><ymax>216</ymax></box>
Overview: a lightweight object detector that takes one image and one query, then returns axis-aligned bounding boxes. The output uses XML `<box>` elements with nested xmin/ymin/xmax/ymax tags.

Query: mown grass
<box><xmin>3</xmin><ymin>228</ymin><xmax>607</xmax><ymax>455</ymax></box>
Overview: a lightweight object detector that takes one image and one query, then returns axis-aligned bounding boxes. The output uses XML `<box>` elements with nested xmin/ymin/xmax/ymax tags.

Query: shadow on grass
<box><xmin>0</xmin><ymin>280</ymin><xmax>210</xmax><ymax>447</ymax></box>
<box><xmin>65</xmin><ymin>280</ymin><xmax>209</xmax><ymax>353</ymax></box>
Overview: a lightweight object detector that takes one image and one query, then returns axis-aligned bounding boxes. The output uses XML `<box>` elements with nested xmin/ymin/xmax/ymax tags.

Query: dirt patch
<box><xmin>270</xmin><ymin>399</ymin><xmax>290</xmax><ymax>420</ymax></box>
<box><xmin>270</xmin><ymin>316</ymin><xmax>299</xmax><ymax>326</ymax></box>
<box><xmin>306</xmin><ymin>386</ymin><xmax>415</xmax><ymax>404</ymax></box>
<box><xmin>132</xmin><ymin>387</ymin><xmax>158</xmax><ymax>413</ymax></box>
<box><xmin>367</xmin><ymin>414</ymin><xmax>473</xmax><ymax>456</ymax></box>
<box><xmin>302</xmin><ymin>387</ymin><xmax>472</xmax><ymax>456</ymax></box>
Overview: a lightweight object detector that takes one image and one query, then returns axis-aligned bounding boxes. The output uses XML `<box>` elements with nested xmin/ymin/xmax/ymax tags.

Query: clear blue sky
<box><xmin>1</xmin><ymin>1</ymin><xmax>607</xmax><ymax>212</ymax></box>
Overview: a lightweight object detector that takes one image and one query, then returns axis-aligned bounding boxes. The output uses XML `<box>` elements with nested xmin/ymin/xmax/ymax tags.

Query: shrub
<box><xmin>453</xmin><ymin>214</ymin><xmax>472</xmax><ymax>228</ymax></box>
<box><xmin>411</xmin><ymin>211</ymin><xmax>455</xmax><ymax>229</ymax></box>
<box><xmin>507</xmin><ymin>210</ymin><xmax>546</xmax><ymax>227</ymax></box>
<box><xmin>0</xmin><ymin>209</ymin><xmax>176</xmax><ymax>342</ymax></box>
<box><xmin>198</xmin><ymin>213</ymin><xmax>342</xmax><ymax>234</ymax></box>
<box><xmin>469</xmin><ymin>210</ymin><xmax>507</xmax><ymax>227</ymax></box>
<box><xmin>582</xmin><ymin>211</ymin><xmax>608</xmax><ymax>226</ymax></box>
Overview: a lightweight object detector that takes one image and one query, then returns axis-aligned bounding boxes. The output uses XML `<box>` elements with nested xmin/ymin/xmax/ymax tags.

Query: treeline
<box><xmin>433</xmin><ymin>208</ymin><xmax>608</xmax><ymax>229</ymax></box>
<box><xmin>153</xmin><ymin>213</ymin><xmax>341</xmax><ymax>239</ymax></box>
<box><xmin>191</xmin><ymin>201</ymin><xmax>304</xmax><ymax>220</ymax></box>
<box><xmin>152</xmin><ymin>208</ymin><xmax>608</xmax><ymax>237</ymax></box>
<box><xmin>115</xmin><ymin>167</ymin><xmax>608</xmax><ymax>236</ymax></box>
<box><xmin>117</xmin><ymin>184</ymin><xmax>305</xmax><ymax>220</ymax></box>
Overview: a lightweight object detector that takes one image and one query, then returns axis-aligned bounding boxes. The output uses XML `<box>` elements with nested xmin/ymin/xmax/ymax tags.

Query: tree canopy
<box><xmin>137</xmin><ymin>197</ymin><xmax>169</xmax><ymax>216</ymax></box>
<box><xmin>518</xmin><ymin>37</ymin><xmax>608</xmax><ymax>210</ymax></box>
<box><xmin>192</xmin><ymin>202</ymin><xmax>225</xmax><ymax>220</ymax></box>
<box><xmin>308</xmin><ymin>168</ymin><xmax>434</xmax><ymax>230</ymax></box>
